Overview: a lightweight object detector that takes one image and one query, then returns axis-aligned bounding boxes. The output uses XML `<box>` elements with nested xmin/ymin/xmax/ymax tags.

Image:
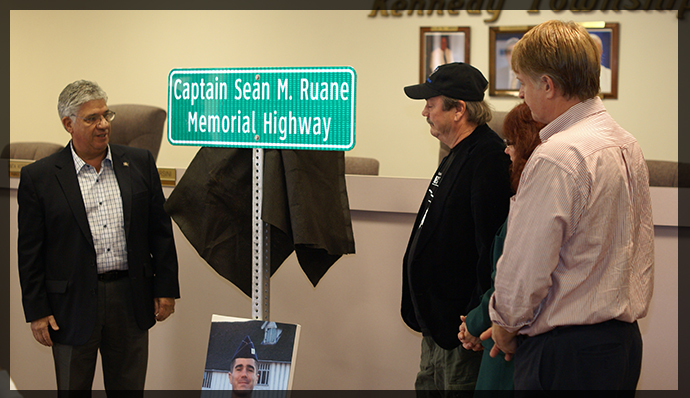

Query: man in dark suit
<box><xmin>401</xmin><ymin>63</ymin><xmax>511</xmax><ymax>396</ymax></box>
<box><xmin>17</xmin><ymin>80</ymin><xmax>180</xmax><ymax>392</ymax></box>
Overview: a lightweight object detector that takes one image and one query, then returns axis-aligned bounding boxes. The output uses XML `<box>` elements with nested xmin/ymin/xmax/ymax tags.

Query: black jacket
<box><xmin>401</xmin><ymin>124</ymin><xmax>511</xmax><ymax>350</ymax></box>
<box><xmin>18</xmin><ymin>144</ymin><xmax>180</xmax><ymax>345</ymax></box>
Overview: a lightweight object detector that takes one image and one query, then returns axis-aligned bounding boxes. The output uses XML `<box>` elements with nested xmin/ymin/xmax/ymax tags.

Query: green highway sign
<box><xmin>167</xmin><ymin>67</ymin><xmax>356</xmax><ymax>151</ymax></box>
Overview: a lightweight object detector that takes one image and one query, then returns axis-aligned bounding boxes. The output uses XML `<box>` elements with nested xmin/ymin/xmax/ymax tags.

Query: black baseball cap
<box><xmin>404</xmin><ymin>62</ymin><xmax>488</xmax><ymax>101</ymax></box>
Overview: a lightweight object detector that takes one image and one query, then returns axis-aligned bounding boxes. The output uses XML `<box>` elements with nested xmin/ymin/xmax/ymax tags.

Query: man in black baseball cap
<box><xmin>400</xmin><ymin>62</ymin><xmax>512</xmax><ymax>395</ymax></box>
<box><xmin>228</xmin><ymin>335</ymin><xmax>259</xmax><ymax>396</ymax></box>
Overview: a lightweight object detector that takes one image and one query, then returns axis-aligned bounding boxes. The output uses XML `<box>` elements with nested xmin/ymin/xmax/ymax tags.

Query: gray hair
<box><xmin>464</xmin><ymin>100</ymin><xmax>493</xmax><ymax>126</ymax></box>
<box><xmin>57</xmin><ymin>80</ymin><xmax>108</xmax><ymax>119</ymax></box>
<box><xmin>441</xmin><ymin>96</ymin><xmax>494</xmax><ymax>126</ymax></box>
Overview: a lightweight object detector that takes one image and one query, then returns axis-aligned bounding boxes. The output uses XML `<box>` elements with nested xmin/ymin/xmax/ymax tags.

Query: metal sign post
<box><xmin>252</xmin><ymin>148</ymin><xmax>270</xmax><ymax>321</ymax></box>
<box><xmin>167</xmin><ymin>66</ymin><xmax>357</xmax><ymax>321</ymax></box>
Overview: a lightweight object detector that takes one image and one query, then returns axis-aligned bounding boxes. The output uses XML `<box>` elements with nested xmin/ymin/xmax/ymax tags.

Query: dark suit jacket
<box><xmin>17</xmin><ymin>143</ymin><xmax>180</xmax><ymax>346</ymax></box>
<box><xmin>401</xmin><ymin>124</ymin><xmax>511</xmax><ymax>350</ymax></box>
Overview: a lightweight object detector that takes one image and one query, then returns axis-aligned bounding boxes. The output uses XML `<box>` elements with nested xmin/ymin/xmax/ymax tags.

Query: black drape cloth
<box><xmin>164</xmin><ymin>147</ymin><xmax>355</xmax><ymax>297</ymax></box>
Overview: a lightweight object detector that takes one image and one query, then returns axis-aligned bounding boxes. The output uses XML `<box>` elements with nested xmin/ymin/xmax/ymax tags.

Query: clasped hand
<box><xmin>458</xmin><ymin>316</ymin><xmax>516</xmax><ymax>361</ymax></box>
<box><xmin>457</xmin><ymin>315</ymin><xmax>484</xmax><ymax>351</ymax></box>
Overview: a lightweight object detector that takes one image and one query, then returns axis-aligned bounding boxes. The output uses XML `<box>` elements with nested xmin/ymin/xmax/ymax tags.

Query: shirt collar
<box><xmin>70</xmin><ymin>141</ymin><xmax>112</xmax><ymax>173</ymax></box>
<box><xmin>539</xmin><ymin>97</ymin><xmax>607</xmax><ymax>143</ymax></box>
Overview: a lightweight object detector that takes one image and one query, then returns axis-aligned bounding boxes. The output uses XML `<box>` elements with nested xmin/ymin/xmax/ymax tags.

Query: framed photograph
<box><xmin>489</xmin><ymin>26</ymin><xmax>532</xmax><ymax>97</ymax></box>
<box><xmin>490</xmin><ymin>23</ymin><xmax>620</xmax><ymax>99</ymax></box>
<box><xmin>585</xmin><ymin>22</ymin><xmax>619</xmax><ymax>99</ymax></box>
<box><xmin>202</xmin><ymin>314</ymin><xmax>301</xmax><ymax>391</ymax></box>
<box><xmin>420</xmin><ymin>27</ymin><xmax>471</xmax><ymax>83</ymax></box>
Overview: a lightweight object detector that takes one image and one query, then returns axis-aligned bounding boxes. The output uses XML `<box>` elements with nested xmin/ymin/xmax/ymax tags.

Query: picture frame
<box><xmin>489</xmin><ymin>23</ymin><xmax>620</xmax><ymax>99</ymax></box>
<box><xmin>584</xmin><ymin>22</ymin><xmax>620</xmax><ymax>99</ymax></box>
<box><xmin>420</xmin><ymin>27</ymin><xmax>471</xmax><ymax>83</ymax></box>
<box><xmin>202</xmin><ymin>314</ymin><xmax>301</xmax><ymax>391</ymax></box>
<box><xmin>489</xmin><ymin>26</ymin><xmax>532</xmax><ymax>97</ymax></box>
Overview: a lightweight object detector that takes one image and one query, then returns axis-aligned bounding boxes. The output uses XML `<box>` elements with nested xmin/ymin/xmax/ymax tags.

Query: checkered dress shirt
<box><xmin>71</xmin><ymin>144</ymin><xmax>128</xmax><ymax>273</ymax></box>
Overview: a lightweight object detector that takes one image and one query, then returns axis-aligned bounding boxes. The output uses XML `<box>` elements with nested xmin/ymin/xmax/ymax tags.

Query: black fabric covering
<box><xmin>164</xmin><ymin>147</ymin><xmax>355</xmax><ymax>297</ymax></box>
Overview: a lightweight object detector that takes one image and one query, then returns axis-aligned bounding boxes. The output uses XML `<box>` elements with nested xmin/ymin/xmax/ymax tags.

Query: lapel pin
<box><xmin>123</xmin><ymin>162</ymin><xmax>129</xmax><ymax>167</ymax></box>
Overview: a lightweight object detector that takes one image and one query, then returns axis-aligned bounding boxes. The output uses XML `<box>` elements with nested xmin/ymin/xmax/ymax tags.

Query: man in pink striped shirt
<box><xmin>487</xmin><ymin>20</ymin><xmax>654</xmax><ymax>392</ymax></box>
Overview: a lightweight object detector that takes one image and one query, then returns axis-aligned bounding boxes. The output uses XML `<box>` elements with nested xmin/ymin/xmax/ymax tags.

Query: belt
<box><xmin>518</xmin><ymin>319</ymin><xmax>633</xmax><ymax>343</ymax></box>
<box><xmin>97</xmin><ymin>270</ymin><xmax>128</xmax><ymax>281</ymax></box>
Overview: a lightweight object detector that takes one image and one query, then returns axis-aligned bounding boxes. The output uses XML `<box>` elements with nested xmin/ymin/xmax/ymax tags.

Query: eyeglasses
<box><xmin>503</xmin><ymin>138</ymin><xmax>514</xmax><ymax>147</ymax></box>
<box><xmin>72</xmin><ymin>110</ymin><xmax>116</xmax><ymax>126</ymax></box>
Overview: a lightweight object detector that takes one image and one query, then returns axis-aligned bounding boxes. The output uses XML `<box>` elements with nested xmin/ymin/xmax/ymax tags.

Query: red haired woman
<box><xmin>458</xmin><ymin>102</ymin><xmax>544</xmax><ymax>391</ymax></box>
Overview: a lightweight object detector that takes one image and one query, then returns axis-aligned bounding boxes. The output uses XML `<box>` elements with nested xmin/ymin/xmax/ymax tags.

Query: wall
<box><xmin>9</xmin><ymin>9</ymin><xmax>679</xmax><ymax>178</ymax></box>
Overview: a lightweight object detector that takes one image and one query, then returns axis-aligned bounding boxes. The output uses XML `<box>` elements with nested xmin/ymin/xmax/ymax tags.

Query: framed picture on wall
<box><xmin>489</xmin><ymin>26</ymin><xmax>532</xmax><ymax>97</ymax></box>
<box><xmin>584</xmin><ymin>22</ymin><xmax>620</xmax><ymax>99</ymax></box>
<box><xmin>490</xmin><ymin>23</ymin><xmax>620</xmax><ymax>99</ymax></box>
<box><xmin>420</xmin><ymin>27</ymin><xmax>471</xmax><ymax>83</ymax></box>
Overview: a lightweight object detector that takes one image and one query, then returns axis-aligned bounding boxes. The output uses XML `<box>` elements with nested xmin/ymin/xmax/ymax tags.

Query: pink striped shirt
<box><xmin>489</xmin><ymin>97</ymin><xmax>654</xmax><ymax>336</ymax></box>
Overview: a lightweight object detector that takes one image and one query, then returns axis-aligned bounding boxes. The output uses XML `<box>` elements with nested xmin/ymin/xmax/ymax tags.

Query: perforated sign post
<box><xmin>168</xmin><ymin>67</ymin><xmax>356</xmax><ymax>321</ymax></box>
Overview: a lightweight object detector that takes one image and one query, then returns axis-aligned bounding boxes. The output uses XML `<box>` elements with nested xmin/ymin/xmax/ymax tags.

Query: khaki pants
<box><xmin>415</xmin><ymin>335</ymin><xmax>483</xmax><ymax>397</ymax></box>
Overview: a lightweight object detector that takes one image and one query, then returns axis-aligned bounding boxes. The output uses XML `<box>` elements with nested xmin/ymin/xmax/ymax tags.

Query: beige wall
<box><xmin>9</xmin><ymin>9</ymin><xmax>678</xmax><ymax>178</ymax></box>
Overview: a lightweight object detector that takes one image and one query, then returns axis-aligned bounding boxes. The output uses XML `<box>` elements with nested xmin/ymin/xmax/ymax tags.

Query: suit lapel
<box><xmin>111</xmin><ymin>145</ymin><xmax>133</xmax><ymax>238</ymax></box>
<box><xmin>413</xmin><ymin>132</ymin><xmax>474</xmax><ymax>256</ymax></box>
<box><xmin>54</xmin><ymin>146</ymin><xmax>94</xmax><ymax>248</ymax></box>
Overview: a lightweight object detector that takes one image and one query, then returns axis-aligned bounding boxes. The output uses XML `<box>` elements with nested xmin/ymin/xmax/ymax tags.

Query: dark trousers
<box><xmin>513</xmin><ymin>319</ymin><xmax>642</xmax><ymax>396</ymax></box>
<box><xmin>52</xmin><ymin>276</ymin><xmax>148</xmax><ymax>395</ymax></box>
